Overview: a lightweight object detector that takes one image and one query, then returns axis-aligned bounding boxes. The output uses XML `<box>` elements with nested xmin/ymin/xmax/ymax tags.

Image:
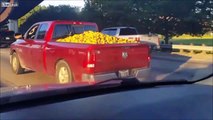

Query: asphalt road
<box><xmin>0</xmin><ymin>48</ymin><xmax>212</xmax><ymax>87</ymax></box>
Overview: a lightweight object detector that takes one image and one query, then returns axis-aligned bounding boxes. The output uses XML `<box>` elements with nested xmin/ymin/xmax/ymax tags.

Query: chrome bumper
<box><xmin>82</xmin><ymin>68</ymin><xmax>150</xmax><ymax>82</ymax></box>
<box><xmin>132</xmin><ymin>68</ymin><xmax>150</xmax><ymax>78</ymax></box>
<box><xmin>82</xmin><ymin>73</ymin><xmax>118</xmax><ymax>82</ymax></box>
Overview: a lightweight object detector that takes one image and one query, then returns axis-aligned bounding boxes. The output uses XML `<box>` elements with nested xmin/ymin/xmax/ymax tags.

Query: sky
<box><xmin>39</xmin><ymin>0</ymin><xmax>85</xmax><ymax>8</ymax></box>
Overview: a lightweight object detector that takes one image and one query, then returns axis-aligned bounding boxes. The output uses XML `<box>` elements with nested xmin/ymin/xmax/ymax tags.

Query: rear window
<box><xmin>53</xmin><ymin>24</ymin><xmax>98</xmax><ymax>39</ymax></box>
<box><xmin>120</xmin><ymin>28</ymin><xmax>138</xmax><ymax>35</ymax></box>
<box><xmin>102</xmin><ymin>29</ymin><xmax>117</xmax><ymax>36</ymax></box>
<box><xmin>84</xmin><ymin>25</ymin><xmax>97</xmax><ymax>32</ymax></box>
<box><xmin>73</xmin><ymin>25</ymin><xmax>84</xmax><ymax>34</ymax></box>
<box><xmin>52</xmin><ymin>24</ymin><xmax>72</xmax><ymax>39</ymax></box>
<box><xmin>73</xmin><ymin>25</ymin><xmax>97</xmax><ymax>33</ymax></box>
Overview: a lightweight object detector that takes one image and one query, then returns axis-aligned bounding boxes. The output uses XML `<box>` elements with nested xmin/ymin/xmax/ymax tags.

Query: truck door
<box><xmin>30</xmin><ymin>23</ymin><xmax>49</xmax><ymax>72</ymax></box>
<box><xmin>19</xmin><ymin>24</ymin><xmax>39</xmax><ymax>69</ymax></box>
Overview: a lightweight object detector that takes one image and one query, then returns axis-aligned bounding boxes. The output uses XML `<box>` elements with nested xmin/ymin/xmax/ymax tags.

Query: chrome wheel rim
<box><xmin>58</xmin><ymin>66</ymin><xmax>69</xmax><ymax>84</ymax></box>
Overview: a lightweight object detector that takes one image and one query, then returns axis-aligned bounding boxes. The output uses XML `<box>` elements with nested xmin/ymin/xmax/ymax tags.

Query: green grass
<box><xmin>171</xmin><ymin>39</ymin><xmax>213</xmax><ymax>46</ymax></box>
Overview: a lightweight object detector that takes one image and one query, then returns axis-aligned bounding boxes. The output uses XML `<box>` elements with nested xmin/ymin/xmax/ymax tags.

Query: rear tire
<box><xmin>11</xmin><ymin>52</ymin><xmax>25</xmax><ymax>74</ymax></box>
<box><xmin>56</xmin><ymin>60</ymin><xmax>73</xmax><ymax>84</ymax></box>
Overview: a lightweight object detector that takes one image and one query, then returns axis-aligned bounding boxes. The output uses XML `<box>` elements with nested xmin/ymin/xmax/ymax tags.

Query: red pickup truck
<box><xmin>10</xmin><ymin>20</ymin><xmax>150</xmax><ymax>84</ymax></box>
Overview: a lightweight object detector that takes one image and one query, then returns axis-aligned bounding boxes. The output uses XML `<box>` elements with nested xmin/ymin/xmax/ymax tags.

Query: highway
<box><xmin>0</xmin><ymin>48</ymin><xmax>212</xmax><ymax>87</ymax></box>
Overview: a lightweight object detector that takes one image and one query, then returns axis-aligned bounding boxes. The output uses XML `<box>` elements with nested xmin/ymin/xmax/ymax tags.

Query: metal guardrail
<box><xmin>172</xmin><ymin>44</ymin><xmax>213</xmax><ymax>51</ymax></box>
<box><xmin>160</xmin><ymin>44</ymin><xmax>213</xmax><ymax>54</ymax></box>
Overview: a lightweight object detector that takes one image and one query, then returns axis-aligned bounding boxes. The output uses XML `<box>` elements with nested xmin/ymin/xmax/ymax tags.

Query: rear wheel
<box><xmin>11</xmin><ymin>52</ymin><xmax>25</xmax><ymax>74</ymax></box>
<box><xmin>56</xmin><ymin>60</ymin><xmax>73</xmax><ymax>84</ymax></box>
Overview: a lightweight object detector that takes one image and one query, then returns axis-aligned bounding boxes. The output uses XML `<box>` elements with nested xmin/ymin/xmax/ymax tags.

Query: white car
<box><xmin>102</xmin><ymin>27</ymin><xmax>160</xmax><ymax>50</ymax></box>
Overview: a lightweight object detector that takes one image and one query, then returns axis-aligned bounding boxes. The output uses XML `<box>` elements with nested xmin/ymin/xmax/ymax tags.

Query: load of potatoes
<box><xmin>56</xmin><ymin>31</ymin><xmax>138</xmax><ymax>44</ymax></box>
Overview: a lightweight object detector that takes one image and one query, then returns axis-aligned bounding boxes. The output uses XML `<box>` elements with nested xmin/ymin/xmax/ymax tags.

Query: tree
<box><xmin>138</xmin><ymin>0</ymin><xmax>202</xmax><ymax>43</ymax></box>
<box><xmin>19</xmin><ymin>5</ymin><xmax>80</xmax><ymax>33</ymax></box>
<box><xmin>81</xmin><ymin>0</ymin><xmax>211</xmax><ymax>43</ymax></box>
<box><xmin>81</xmin><ymin>0</ymin><xmax>138</xmax><ymax>30</ymax></box>
<box><xmin>193</xmin><ymin>0</ymin><xmax>213</xmax><ymax>32</ymax></box>
<box><xmin>80</xmin><ymin>0</ymin><xmax>104</xmax><ymax>29</ymax></box>
<box><xmin>20</xmin><ymin>0</ymin><xmax>212</xmax><ymax>43</ymax></box>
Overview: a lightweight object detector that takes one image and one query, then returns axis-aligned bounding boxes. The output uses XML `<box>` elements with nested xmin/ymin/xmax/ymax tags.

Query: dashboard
<box><xmin>1</xmin><ymin>83</ymin><xmax>212</xmax><ymax>120</ymax></box>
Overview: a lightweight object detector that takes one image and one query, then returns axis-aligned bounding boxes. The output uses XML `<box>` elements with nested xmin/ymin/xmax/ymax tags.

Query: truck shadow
<box><xmin>159</xmin><ymin>63</ymin><xmax>213</xmax><ymax>82</ymax></box>
<box><xmin>23</xmin><ymin>70</ymin><xmax>35</xmax><ymax>74</ymax></box>
<box><xmin>148</xmin><ymin>51</ymin><xmax>212</xmax><ymax>82</ymax></box>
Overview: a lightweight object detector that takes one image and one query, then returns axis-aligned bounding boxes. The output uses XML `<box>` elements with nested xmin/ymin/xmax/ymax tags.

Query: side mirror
<box><xmin>14</xmin><ymin>33</ymin><xmax>23</xmax><ymax>39</ymax></box>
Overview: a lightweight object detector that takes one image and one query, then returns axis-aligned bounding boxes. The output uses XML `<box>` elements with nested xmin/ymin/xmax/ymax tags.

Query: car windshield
<box><xmin>0</xmin><ymin>0</ymin><xmax>212</xmax><ymax>99</ymax></box>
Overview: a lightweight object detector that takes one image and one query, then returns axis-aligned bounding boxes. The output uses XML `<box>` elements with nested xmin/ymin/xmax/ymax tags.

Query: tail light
<box><xmin>148</xmin><ymin>55</ymin><xmax>151</xmax><ymax>66</ymax></box>
<box><xmin>158</xmin><ymin>37</ymin><xmax>160</xmax><ymax>45</ymax></box>
<box><xmin>87</xmin><ymin>50</ymin><xmax>95</xmax><ymax>68</ymax></box>
<box><xmin>135</xmin><ymin>37</ymin><xmax>140</xmax><ymax>42</ymax></box>
<box><xmin>84</xmin><ymin>48</ymin><xmax>96</xmax><ymax>73</ymax></box>
<box><xmin>147</xmin><ymin>46</ymin><xmax>151</xmax><ymax>67</ymax></box>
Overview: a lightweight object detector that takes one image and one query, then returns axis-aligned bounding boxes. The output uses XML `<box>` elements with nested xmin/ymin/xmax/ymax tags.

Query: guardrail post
<box><xmin>179</xmin><ymin>49</ymin><xmax>184</xmax><ymax>53</ymax></box>
<box><xmin>178</xmin><ymin>43</ymin><xmax>184</xmax><ymax>53</ymax></box>
<box><xmin>201</xmin><ymin>44</ymin><xmax>207</xmax><ymax>54</ymax></box>
<box><xmin>189</xmin><ymin>43</ymin><xmax>194</xmax><ymax>54</ymax></box>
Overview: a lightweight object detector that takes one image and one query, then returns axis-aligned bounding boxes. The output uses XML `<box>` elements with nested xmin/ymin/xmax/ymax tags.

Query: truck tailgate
<box><xmin>118</xmin><ymin>35</ymin><xmax>160</xmax><ymax>46</ymax></box>
<box><xmin>93</xmin><ymin>44</ymin><xmax>150</xmax><ymax>73</ymax></box>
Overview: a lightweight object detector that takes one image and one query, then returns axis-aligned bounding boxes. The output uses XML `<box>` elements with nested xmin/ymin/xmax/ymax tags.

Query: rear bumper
<box><xmin>132</xmin><ymin>68</ymin><xmax>150</xmax><ymax>78</ymax></box>
<box><xmin>82</xmin><ymin>68</ymin><xmax>150</xmax><ymax>82</ymax></box>
<box><xmin>82</xmin><ymin>73</ymin><xmax>117</xmax><ymax>82</ymax></box>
